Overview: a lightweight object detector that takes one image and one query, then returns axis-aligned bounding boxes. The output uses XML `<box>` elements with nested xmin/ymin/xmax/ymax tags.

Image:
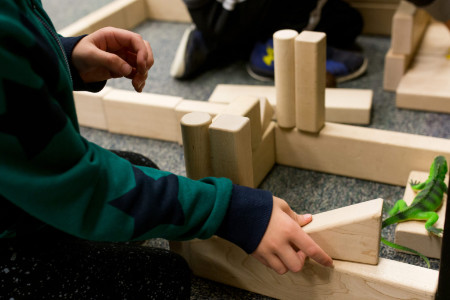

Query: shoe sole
<box><xmin>170</xmin><ymin>25</ymin><xmax>195</xmax><ymax>78</ymax></box>
<box><xmin>246</xmin><ymin>64</ymin><xmax>274</xmax><ymax>82</ymax></box>
<box><xmin>335</xmin><ymin>57</ymin><xmax>368</xmax><ymax>83</ymax></box>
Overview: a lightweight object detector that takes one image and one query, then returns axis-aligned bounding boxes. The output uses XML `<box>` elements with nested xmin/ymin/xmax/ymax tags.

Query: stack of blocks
<box><xmin>173</xmin><ymin>30</ymin><xmax>449</xmax><ymax>299</ymax></box>
<box><xmin>383</xmin><ymin>0</ymin><xmax>450</xmax><ymax>113</ymax></box>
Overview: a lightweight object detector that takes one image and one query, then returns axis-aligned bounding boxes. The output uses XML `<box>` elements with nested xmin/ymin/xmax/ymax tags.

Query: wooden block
<box><xmin>259</xmin><ymin>97</ymin><xmax>274</xmax><ymax>134</ymax></box>
<box><xmin>396</xmin><ymin>22</ymin><xmax>450</xmax><ymax>113</ymax></box>
<box><xmin>181</xmin><ymin>112</ymin><xmax>213</xmax><ymax>180</ymax></box>
<box><xmin>103</xmin><ymin>89</ymin><xmax>182</xmax><ymax>142</ymax></box>
<box><xmin>85</xmin><ymin>0</ymin><xmax>129</xmax><ymax>32</ymax></box>
<box><xmin>209</xmin><ymin>114</ymin><xmax>254</xmax><ymax>187</ymax></box>
<box><xmin>175</xmin><ymin>100</ymin><xmax>228</xmax><ymax>144</ymax></box>
<box><xmin>225</xmin><ymin>96</ymin><xmax>262</xmax><ymax>151</ymax></box>
<box><xmin>122</xmin><ymin>0</ymin><xmax>148</xmax><ymax>29</ymax></box>
<box><xmin>73</xmin><ymin>87</ymin><xmax>112</xmax><ymax>130</ymax></box>
<box><xmin>324</xmin><ymin>88</ymin><xmax>372</xmax><ymax>125</ymax></box>
<box><xmin>394</xmin><ymin>171</ymin><xmax>449</xmax><ymax>259</ymax></box>
<box><xmin>145</xmin><ymin>0</ymin><xmax>192</xmax><ymax>22</ymax></box>
<box><xmin>209</xmin><ymin>84</ymin><xmax>372</xmax><ymax>125</ymax></box>
<box><xmin>252</xmin><ymin>122</ymin><xmax>275</xmax><ymax>188</ymax></box>
<box><xmin>295</xmin><ymin>31</ymin><xmax>326</xmax><ymax>133</ymax></box>
<box><xmin>209</xmin><ymin>84</ymin><xmax>277</xmax><ymax>106</ymax></box>
<box><xmin>58</xmin><ymin>19</ymin><xmax>92</xmax><ymax>37</ymax></box>
<box><xmin>391</xmin><ymin>1</ymin><xmax>430</xmax><ymax>55</ymax></box>
<box><xmin>273</xmin><ymin>29</ymin><xmax>298</xmax><ymax>129</ymax></box>
<box><xmin>275</xmin><ymin>122</ymin><xmax>450</xmax><ymax>186</ymax></box>
<box><xmin>383</xmin><ymin>48</ymin><xmax>412</xmax><ymax>91</ymax></box>
<box><xmin>170</xmin><ymin>236</ymin><xmax>438</xmax><ymax>300</ymax></box>
<box><xmin>302</xmin><ymin>198</ymin><xmax>383</xmax><ymax>265</ymax></box>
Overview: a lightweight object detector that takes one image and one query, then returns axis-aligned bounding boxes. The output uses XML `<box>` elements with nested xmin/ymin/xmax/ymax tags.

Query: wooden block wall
<box><xmin>275</xmin><ymin>122</ymin><xmax>450</xmax><ymax>186</ymax></box>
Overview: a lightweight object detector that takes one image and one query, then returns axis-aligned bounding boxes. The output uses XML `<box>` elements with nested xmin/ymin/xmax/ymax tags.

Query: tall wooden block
<box><xmin>303</xmin><ymin>198</ymin><xmax>383</xmax><ymax>265</ymax></box>
<box><xmin>103</xmin><ymin>89</ymin><xmax>182</xmax><ymax>142</ymax></box>
<box><xmin>209</xmin><ymin>114</ymin><xmax>254</xmax><ymax>187</ymax></box>
<box><xmin>252</xmin><ymin>122</ymin><xmax>276</xmax><ymax>188</ymax></box>
<box><xmin>394</xmin><ymin>171</ymin><xmax>449</xmax><ymax>259</ymax></box>
<box><xmin>259</xmin><ymin>97</ymin><xmax>274</xmax><ymax>134</ymax></box>
<box><xmin>273</xmin><ymin>29</ymin><xmax>298</xmax><ymax>129</ymax></box>
<box><xmin>391</xmin><ymin>0</ymin><xmax>430</xmax><ymax>55</ymax></box>
<box><xmin>225</xmin><ymin>96</ymin><xmax>262</xmax><ymax>151</ymax></box>
<box><xmin>181</xmin><ymin>112</ymin><xmax>213</xmax><ymax>180</ymax></box>
<box><xmin>295</xmin><ymin>31</ymin><xmax>326</xmax><ymax>133</ymax></box>
<box><xmin>383</xmin><ymin>48</ymin><xmax>412</xmax><ymax>91</ymax></box>
<box><xmin>73</xmin><ymin>87</ymin><xmax>112</xmax><ymax>130</ymax></box>
<box><xmin>275</xmin><ymin>122</ymin><xmax>450</xmax><ymax>186</ymax></box>
<box><xmin>170</xmin><ymin>236</ymin><xmax>437</xmax><ymax>300</ymax></box>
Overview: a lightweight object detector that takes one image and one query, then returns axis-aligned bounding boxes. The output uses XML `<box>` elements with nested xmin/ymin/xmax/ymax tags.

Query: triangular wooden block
<box><xmin>303</xmin><ymin>198</ymin><xmax>383</xmax><ymax>265</ymax></box>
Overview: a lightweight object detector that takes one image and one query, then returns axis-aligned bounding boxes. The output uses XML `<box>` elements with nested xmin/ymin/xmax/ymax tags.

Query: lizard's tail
<box><xmin>381</xmin><ymin>237</ymin><xmax>431</xmax><ymax>268</ymax></box>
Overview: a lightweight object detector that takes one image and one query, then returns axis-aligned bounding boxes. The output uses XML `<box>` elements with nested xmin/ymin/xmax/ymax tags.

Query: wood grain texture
<box><xmin>181</xmin><ymin>112</ymin><xmax>213</xmax><ymax>180</ymax></box>
<box><xmin>295</xmin><ymin>31</ymin><xmax>326</xmax><ymax>133</ymax></box>
<box><xmin>73</xmin><ymin>87</ymin><xmax>112</xmax><ymax>130</ymax></box>
<box><xmin>275</xmin><ymin>122</ymin><xmax>450</xmax><ymax>186</ymax></box>
<box><xmin>252</xmin><ymin>122</ymin><xmax>276</xmax><ymax>188</ymax></box>
<box><xmin>170</xmin><ymin>235</ymin><xmax>437</xmax><ymax>300</ymax></box>
<box><xmin>209</xmin><ymin>114</ymin><xmax>254</xmax><ymax>187</ymax></box>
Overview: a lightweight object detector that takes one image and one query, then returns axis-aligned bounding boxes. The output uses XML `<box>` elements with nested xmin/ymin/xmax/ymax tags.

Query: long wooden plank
<box><xmin>208</xmin><ymin>84</ymin><xmax>372</xmax><ymax>125</ymax></box>
<box><xmin>103</xmin><ymin>89</ymin><xmax>182</xmax><ymax>142</ymax></box>
<box><xmin>170</xmin><ymin>236</ymin><xmax>437</xmax><ymax>300</ymax></box>
<box><xmin>73</xmin><ymin>87</ymin><xmax>112</xmax><ymax>130</ymax></box>
<box><xmin>394</xmin><ymin>171</ymin><xmax>449</xmax><ymax>259</ymax></box>
<box><xmin>396</xmin><ymin>22</ymin><xmax>450</xmax><ymax>113</ymax></box>
<box><xmin>275</xmin><ymin>122</ymin><xmax>450</xmax><ymax>186</ymax></box>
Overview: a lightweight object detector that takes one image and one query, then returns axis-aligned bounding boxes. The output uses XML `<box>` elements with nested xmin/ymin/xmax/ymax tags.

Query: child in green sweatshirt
<box><xmin>0</xmin><ymin>0</ymin><xmax>332</xmax><ymax>298</ymax></box>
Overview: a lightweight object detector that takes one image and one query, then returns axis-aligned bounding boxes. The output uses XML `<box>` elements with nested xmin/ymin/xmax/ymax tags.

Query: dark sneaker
<box><xmin>247</xmin><ymin>39</ymin><xmax>275</xmax><ymax>82</ymax></box>
<box><xmin>326</xmin><ymin>46</ymin><xmax>368</xmax><ymax>83</ymax></box>
<box><xmin>170</xmin><ymin>25</ymin><xmax>209</xmax><ymax>79</ymax></box>
<box><xmin>247</xmin><ymin>38</ymin><xmax>367</xmax><ymax>84</ymax></box>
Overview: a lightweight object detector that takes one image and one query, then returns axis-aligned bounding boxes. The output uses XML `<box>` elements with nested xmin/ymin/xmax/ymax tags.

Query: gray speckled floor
<box><xmin>42</xmin><ymin>0</ymin><xmax>450</xmax><ymax>298</ymax></box>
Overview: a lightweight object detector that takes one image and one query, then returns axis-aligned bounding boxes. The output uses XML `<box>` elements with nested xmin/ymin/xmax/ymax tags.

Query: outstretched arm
<box><xmin>71</xmin><ymin>27</ymin><xmax>154</xmax><ymax>92</ymax></box>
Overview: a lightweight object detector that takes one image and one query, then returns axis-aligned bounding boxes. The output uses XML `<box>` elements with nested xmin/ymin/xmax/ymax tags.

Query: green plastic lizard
<box><xmin>381</xmin><ymin>155</ymin><xmax>448</xmax><ymax>267</ymax></box>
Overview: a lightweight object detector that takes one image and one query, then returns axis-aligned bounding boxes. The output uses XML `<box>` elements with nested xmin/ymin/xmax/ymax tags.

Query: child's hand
<box><xmin>72</xmin><ymin>27</ymin><xmax>154</xmax><ymax>92</ymax></box>
<box><xmin>252</xmin><ymin>197</ymin><xmax>333</xmax><ymax>274</ymax></box>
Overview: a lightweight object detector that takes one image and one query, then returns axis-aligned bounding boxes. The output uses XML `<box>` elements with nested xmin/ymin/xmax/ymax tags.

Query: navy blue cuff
<box><xmin>59</xmin><ymin>35</ymin><xmax>107</xmax><ymax>92</ymax></box>
<box><xmin>216</xmin><ymin>184</ymin><xmax>273</xmax><ymax>254</ymax></box>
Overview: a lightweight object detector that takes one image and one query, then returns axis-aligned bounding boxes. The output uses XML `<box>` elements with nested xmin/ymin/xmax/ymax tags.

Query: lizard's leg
<box><xmin>412</xmin><ymin>211</ymin><xmax>443</xmax><ymax>236</ymax></box>
<box><xmin>409</xmin><ymin>180</ymin><xmax>427</xmax><ymax>192</ymax></box>
<box><xmin>388</xmin><ymin>199</ymin><xmax>408</xmax><ymax>216</ymax></box>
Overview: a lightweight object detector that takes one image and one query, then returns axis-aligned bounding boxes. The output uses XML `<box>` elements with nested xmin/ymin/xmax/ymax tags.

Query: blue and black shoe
<box><xmin>247</xmin><ymin>38</ymin><xmax>368</xmax><ymax>84</ymax></box>
<box><xmin>171</xmin><ymin>25</ymin><xmax>210</xmax><ymax>79</ymax></box>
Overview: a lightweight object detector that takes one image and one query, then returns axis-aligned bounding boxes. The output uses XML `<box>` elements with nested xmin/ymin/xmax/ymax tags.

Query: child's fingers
<box><xmin>291</xmin><ymin>228</ymin><xmax>333</xmax><ymax>268</ymax></box>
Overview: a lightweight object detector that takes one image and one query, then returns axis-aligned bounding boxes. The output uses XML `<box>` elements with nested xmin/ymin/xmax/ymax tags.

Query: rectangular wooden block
<box><xmin>391</xmin><ymin>0</ymin><xmax>430</xmax><ymax>55</ymax></box>
<box><xmin>325</xmin><ymin>88</ymin><xmax>372</xmax><ymax>124</ymax></box>
<box><xmin>170</xmin><ymin>236</ymin><xmax>438</xmax><ymax>300</ymax></box>
<box><xmin>383</xmin><ymin>48</ymin><xmax>413</xmax><ymax>91</ymax></box>
<box><xmin>208</xmin><ymin>84</ymin><xmax>372</xmax><ymax>125</ymax></box>
<box><xmin>73</xmin><ymin>87</ymin><xmax>112</xmax><ymax>130</ymax></box>
<box><xmin>303</xmin><ymin>198</ymin><xmax>383</xmax><ymax>265</ymax></box>
<box><xmin>225</xmin><ymin>96</ymin><xmax>262</xmax><ymax>151</ymax></box>
<box><xmin>103</xmin><ymin>89</ymin><xmax>182</xmax><ymax>142</ymax></box>
<box><xmin>175</xmin><ymin>100</ymin><xmax>228</xmax><ymax>144</ymax></box>
<box><xmin>348</xmin><ymin>2</ymin><xmax>399</xmax><ymax>36</ymax></box>
<box><xmin>145</xmin><ymin>0</ymin><xmax>191</xmax><ymax>22</ymax></box>
<box><xmin>209</xmin><ymin>114</ymin><xmax>254</xmax><ymax>187</ymax></box>
<box><xmin>295</xmin><ymin>31</ymin><xmax>326</xmax><ymax>133</ymax></box>
<box><xmin>394</xmin><ymin>171</ymin><xmax>449</xmax><ymax>259</ymax></box>
<box><xmin>275</xmin><ymin>122</ymin><xmax>450</xmax><ymax>186</ymax></box>
<box><xmin>396</xmin><ymin>22</ymin><xmax>450</xmax><ymax>113</ymax></box>
<box><xmin>259</xmin><ymin>97</ymin><xmax>274</xmax><ymax>137</ymax></box>
<box><xmin>252</xmin><ymin>122</ymin><xmax>276</xmax><ymax>188</ymax></box>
